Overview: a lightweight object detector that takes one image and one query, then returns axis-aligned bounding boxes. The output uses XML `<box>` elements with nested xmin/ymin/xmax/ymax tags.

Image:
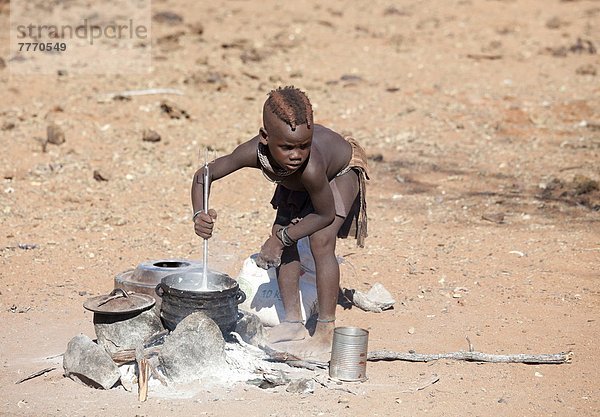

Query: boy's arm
<box><xmin>258</xmin><ymin>170</ymin><xmax>334</xmax><ymax>269</ymax></box>
<box><xmin>283</xmin><ymin>158</ymin><xmax>336</xmax><ymax>241</ymax></box>
<box><xmin>191</xmin><ymin>137</ymin><xmax>259</xmax><ymax>214</ymax></box>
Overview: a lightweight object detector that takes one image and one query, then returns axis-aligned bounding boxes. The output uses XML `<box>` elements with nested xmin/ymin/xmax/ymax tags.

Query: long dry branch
<box><xmin>367</xmin><ymin>350</ymin><xmax>572</xmax><ymax>364</ymax></box>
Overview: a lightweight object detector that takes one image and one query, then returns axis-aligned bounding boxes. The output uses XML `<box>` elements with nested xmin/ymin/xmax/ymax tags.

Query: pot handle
<box><xmin>155</xmin><ymin>283</ymin><xmax>165</xmax><ymax>298</ymax></box>
<box><xmin>235</xmin><ymin>288</ymin><xmax>246</xmax><ymax>305</ymax></box>
<box><xmin>109</xmin><ymin>288</ymin><xmax>129</xmax><ymax>298</ymax></box>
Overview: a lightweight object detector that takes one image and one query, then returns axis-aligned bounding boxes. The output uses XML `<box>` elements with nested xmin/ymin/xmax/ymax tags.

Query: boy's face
<box><xmin>260</xmin><ymin>107</ymin><xmax>313</xmax><ymax>172</ymax></box>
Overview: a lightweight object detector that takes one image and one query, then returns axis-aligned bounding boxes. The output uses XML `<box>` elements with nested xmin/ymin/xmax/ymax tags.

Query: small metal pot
<box><xmin>114</xmin><ymin>259</ymin><xmax>203</xmax><ymax>308</ymax></box>
<box><xmin>155</xmin><ymin>271</ymin><xmax>246</xmax><ymax>335</ymax></box>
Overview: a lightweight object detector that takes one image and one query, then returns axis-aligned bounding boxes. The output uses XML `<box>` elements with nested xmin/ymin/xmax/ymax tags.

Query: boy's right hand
<box><xmin>194</xmin><ymin>209</ymin><xmax>217</xmax><ymax>239</ymax></box>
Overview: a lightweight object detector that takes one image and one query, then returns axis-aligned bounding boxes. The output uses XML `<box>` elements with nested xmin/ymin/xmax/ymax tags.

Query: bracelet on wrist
<box><xmin>276</xmin><ymin>226</ymin><xmax>296</xmax><ymax>247</ymax></box>
<box><xmin>192</xmin><ymin>210</ymin><xmax>203</xmax><ymax>221</ymax></box>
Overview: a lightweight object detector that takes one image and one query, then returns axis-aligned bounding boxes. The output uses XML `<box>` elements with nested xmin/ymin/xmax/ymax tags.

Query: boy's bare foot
<box><xmin>267</xmin><ymin>321</ymin><xmax>308</xmax><ymax>343</ymax></box>
<box><xmin>269</xmin><ymin>321</ymin><xmax>334</xmax><ymax>363</ymax></box>
<box><xmin>270</xmin><ymin>337</ymin><xmax>331</xmax><ymax>363</ymax></box>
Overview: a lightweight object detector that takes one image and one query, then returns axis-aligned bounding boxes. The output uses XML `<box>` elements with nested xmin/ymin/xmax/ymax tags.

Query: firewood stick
<box><xmin>138</xmin><ymin>358</ymin><xmax>149</xmax><ymax>402</ymax></box>
<box><xmin>111</xmin><ymin>331</ymin><xmax>168</xmax><ymax>365</ymax></box>
<box><xmin>15</xmin><ymin>367</ymin><xmax>56</xmax><ymax>384</ymax></box>
<box><xmin>111</xmin><ymin>346</ymin><xmax>161</xmax><ymax>365</ymax></box>
<box><xmin>367</xmin><ymin>350</ymin><xmax>572</xmax><ymax>364</ymax></box>
<box><xmin>149</xmin><ymin>362</ymin><xmax>168</xmax><ymax>386</ymax></box>
<box><xmin>259</xmin><ymin>344</ymin><xmax>327</xmax><ymax>370</ymax></box>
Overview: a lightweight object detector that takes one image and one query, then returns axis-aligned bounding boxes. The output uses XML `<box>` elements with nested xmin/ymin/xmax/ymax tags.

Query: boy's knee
<box><xmin>309</xmin><ymin>232</ymin><xmax>336</xmax><ymax>255</ymax></box>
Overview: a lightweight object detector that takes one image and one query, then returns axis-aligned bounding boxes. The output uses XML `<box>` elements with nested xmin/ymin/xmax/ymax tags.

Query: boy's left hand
<box><xmin>256</xmin><ymin>235</ymin><xmax>284</xmax><ymax>269</ymax></box>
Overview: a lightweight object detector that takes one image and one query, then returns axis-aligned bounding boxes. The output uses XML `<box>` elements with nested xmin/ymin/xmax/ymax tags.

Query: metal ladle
<box><xmin>202</xmin><ymin>157</ymin><xmax>210</xmax><ymax>289</ymax></box>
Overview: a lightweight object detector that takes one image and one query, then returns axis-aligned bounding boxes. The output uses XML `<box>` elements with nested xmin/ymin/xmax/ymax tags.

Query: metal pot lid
<box><xmin>129</xmin><ymin>259</ymin><xmax>203</xmax><ymax>284</ymax></box>
<box><xmin>83</xmin><ymin>288</ymin><xmax>155</xmax><ymax>315</ymax></box>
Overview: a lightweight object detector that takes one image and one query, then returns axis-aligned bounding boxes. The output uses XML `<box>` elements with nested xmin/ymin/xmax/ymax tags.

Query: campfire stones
<box><xmin>158</xmin><ymin>311</ymin><xmax>227</xmax><ymax>383</ymax></box>
<box><xmin>235</xmin><ymin>310</ymin><xmax>267</xmax><ymax>347</ymax></box>
<box><xmin>63</xmin><ymin>334</ymin><xmax>120</xmax><ymax>390</ymax></box>
<box><xmin>93</xmin><ymin>308</ymin><xmax>164</xmax><ymax>354</ymax></box>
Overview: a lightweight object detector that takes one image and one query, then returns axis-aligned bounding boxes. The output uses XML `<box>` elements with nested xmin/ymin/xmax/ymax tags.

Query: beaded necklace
<box><xmin>257</xmin><ymin>142</ymin><xmax>295</xmax><ymax>183</ymax></box>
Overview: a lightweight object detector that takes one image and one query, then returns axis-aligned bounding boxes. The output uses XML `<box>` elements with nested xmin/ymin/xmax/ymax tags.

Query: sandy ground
<box><xmin>0</xmin><ymin>0</ymin><xmax>599</xmax><ymax>416</ymax></box>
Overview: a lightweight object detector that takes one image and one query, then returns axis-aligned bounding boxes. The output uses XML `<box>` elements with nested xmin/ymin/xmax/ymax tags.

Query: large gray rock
<box><xmin>93</xmin><ymin>307</ymin><xmax>164</xmax><ymax>354</ymax></box>
<box><xmin>63</xmin><ymin>334</ymin><xmax>120</xmax><ymax>389</ymax></box>
<box><xmin>158</xmin><ymin>311</ymin><xmax>226</xmax><ymax>383</ymax></box>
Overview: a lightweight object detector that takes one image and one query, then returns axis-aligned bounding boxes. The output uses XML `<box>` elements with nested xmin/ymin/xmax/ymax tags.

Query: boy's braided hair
<box><xmin>266</xmin><ymin>86</ymin><xmax>313</xmax><ymax>131</ymax></box>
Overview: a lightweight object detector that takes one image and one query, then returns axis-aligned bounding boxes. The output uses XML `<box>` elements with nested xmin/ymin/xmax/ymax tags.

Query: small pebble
<box><xmin>93</xmin><ymin>170</ymin><xmax>109</xmax><ymax>182</ymax></box>
<box><xmin>408</xmin><ymin>327</ymin><xmax>415</xmax><ymax>334</ymax></box>
<box><xmin>47</xmin><ymin>123</ymin><xmax>65</xmax><ymax>145</ymax></box>
<box><xmin>143</xmin><ymin>129</ymin><xmax>161</xmax><ymax>142</ymax></box>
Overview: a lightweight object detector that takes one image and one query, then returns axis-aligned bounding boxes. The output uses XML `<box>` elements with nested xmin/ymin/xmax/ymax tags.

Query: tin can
<box><xmin>329</xmin><ymin>326</ymin><xmax>369</xmax><ymax>382</ymax></box>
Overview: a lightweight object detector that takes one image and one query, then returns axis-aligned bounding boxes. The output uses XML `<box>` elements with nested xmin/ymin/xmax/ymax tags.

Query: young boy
<box><xmin>191</xmin><ymin>86</ymin><xmax>368</xmax><ymax>360</ymax></box>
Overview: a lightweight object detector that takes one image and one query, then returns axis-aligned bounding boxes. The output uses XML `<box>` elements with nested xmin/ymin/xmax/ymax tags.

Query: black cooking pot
<box><xmin>155</xmin><ymin>271</ymin><xmax>246</xmax><ymax>335</ymax></box>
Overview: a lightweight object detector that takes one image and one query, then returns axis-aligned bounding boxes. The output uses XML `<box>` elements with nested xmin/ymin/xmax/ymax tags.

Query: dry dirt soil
<box><xmin>1</xmin><ymin>0</ymin><xmax>599</xmax><ymax>416</ymax></box>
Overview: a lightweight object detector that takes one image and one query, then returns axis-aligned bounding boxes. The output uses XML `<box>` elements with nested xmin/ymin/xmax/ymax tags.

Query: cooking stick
<box><xmin>202</xmin><ymin>155</ymin><xmax>210</xmax><ymax>286</ymax></box>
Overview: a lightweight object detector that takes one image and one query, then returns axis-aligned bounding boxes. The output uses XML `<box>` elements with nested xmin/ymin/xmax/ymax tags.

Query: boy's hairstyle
<box><xmin>266</xmin><ymin>86</ymin><xmax>313</xmax><ymax>131</ymax></box>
